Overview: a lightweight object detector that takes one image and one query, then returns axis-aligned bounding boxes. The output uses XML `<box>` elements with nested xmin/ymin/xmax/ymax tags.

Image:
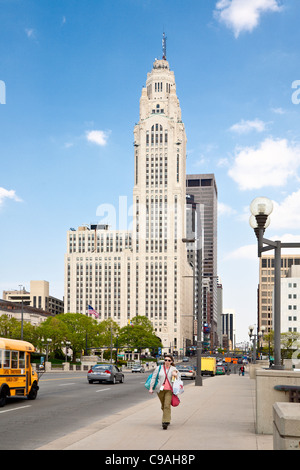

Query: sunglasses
<box><xmin>164</xmin><ymin>359</ymin><xmax>172</xmax><ymax>362</ymax></box>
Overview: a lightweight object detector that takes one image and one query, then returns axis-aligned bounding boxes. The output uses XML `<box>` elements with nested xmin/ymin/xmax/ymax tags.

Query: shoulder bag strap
<box><xmin>163</xmin><ymin>365</ymin><xmax>172</xmax><ymax>385</ymax></box>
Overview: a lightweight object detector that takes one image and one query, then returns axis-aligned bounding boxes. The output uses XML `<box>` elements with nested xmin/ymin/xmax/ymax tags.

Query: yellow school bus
<box><xmin>0</xmin><ymin>337</ymin><xmax>39</xmax><ymax>407</ymax></box>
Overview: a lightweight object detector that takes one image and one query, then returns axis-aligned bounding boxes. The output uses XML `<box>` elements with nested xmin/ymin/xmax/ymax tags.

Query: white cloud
<box><xmin>64</xmin><ymin>142</ymin><xmax>74</xmax><ymax>148</ymax></box>
<box><xmin>224</xmin><ymin>234</ymin><xmax>300</xmax><ymax>261</ymax></box>
<box><xmin>223</xmin><ymin>243</ymin><xmax>257</xmax><ymax>260</ymax></box>
<box><xmin>0</xmin><ymin>188</ymin><xmax>22</xmax><ymax>206</ymax></box>
<box><xmin>230</xmin><ymin>118</ymin><xmax>267</xmax><ymax>134</ymax></box>
<box><xmin>228</xmin><ymin>138</ymin><xmax>300</xmax><ymax>190</ymax></box>
<box><xmin>218</xmin><ymin>202</ymin><xmax>237</xmax><ymax>216</ymax></box>
<box><xmin>86</xmin><ymin>130</ymin><xmax>110</xmax><ymax>147</ymax></box>
<box><xmin>271</xmin><ymin>107</ymin><xmax>286</xmax><ymax>115</ymax></box>
<box><xmin>217</xmin><ymin>157</ymin><xmax>230</xmax><ymax>167</ymax></box>
<box><xmin>269</xmin><ymin>233</ymin><xmax>300</xmax><ymax>255</ymax></box>
<box><xmin>214</xmin><ymin>0</ymin><xmax>282</xmax><ymax>38</ymax></box>
<box><xmin>270</xmin><ymin>190</ymin><xmax>300</xmax><ymax>231</ymax></box>
<box><xmin>25</xmin><ymin>28</ymin><xmax>36</xmax><ymax>39</ymax></box>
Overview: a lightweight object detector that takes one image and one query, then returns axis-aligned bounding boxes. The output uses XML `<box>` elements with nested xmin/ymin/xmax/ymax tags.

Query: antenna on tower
<box><xmin>162</xmin><ymin>32</ymin><xmax>167</xmax><ymax>60</ymax></box>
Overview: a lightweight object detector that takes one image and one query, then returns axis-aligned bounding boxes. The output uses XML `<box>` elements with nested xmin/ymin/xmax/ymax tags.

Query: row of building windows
<box><xmin>147</xmin><ymin>82</ymin><xmax>172</xmax><ymax>98</ymax></box>
<box><xmin>146</xmin><ymin>125</ymin><xmax>168</xmax><ymax>146</ymax></box>
<box><xmin>68</xmin><ymin>233</ymin><xmax>132</xmax><ymax>254</ymax></box>
<box><xmin>145</xmin><ymin>152</ymin><xmax>168</xmax><ymax>188</ymax></box>
<box><xmin>261</xmin><ymin>258</ymin><xmax>300</xmax><ymax>269</ymax></box>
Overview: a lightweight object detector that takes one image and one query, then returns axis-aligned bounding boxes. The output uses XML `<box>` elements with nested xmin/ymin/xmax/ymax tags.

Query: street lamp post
<box><xmin>249</xmin><ymin>196</ymin><xmax>300</xmax><ymax>370</ymax></box>
<box><xmin>61</xmin><ymin>340</ymin><xmax>71</xmax><ymax>362</ymax></box>
<box><xmin>182</xmin><ymin>237</ymin><xmax>202</xmax><ymax>386</ymax></box>
<box><xmin>19</xmin><ymin>285</ymin><xmax>24</xmax><ymax>340</ymax></box>
<box><xmin>42</xmin><ymin>338</ymin><xmax>52</xmax><ymax>362</ymax></box>
<box><xmin>248</xmin><ymin>325</ymin><xmax>265</xmax><ymax>363</ymax></box>
<box><xmin>248</xmin><ymin>326</ymin><xmax>257</xmax><ymax>364</ymax></box>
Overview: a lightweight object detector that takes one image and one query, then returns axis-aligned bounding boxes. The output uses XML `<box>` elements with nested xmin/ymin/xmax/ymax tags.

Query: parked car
<box><xmin>216</xmin><ymin>365</ymin><xmax>225</xmax><ymax>375</ymax></box>
<box><xmin>177</xmin><ymin>365</ymin><xmax>196</xmax><ymax>380</ymax></box>
<box><xmin>132</xmin><ymin>365</ymin><xmax>145</xmax><ymax>373</ymax></box>
<box><xmin>87</xmin><ymin>364</ymin><xmax>124</xmax><ymax>384</ymax></box>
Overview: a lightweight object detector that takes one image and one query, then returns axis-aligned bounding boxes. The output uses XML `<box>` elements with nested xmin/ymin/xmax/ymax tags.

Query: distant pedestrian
<box><xmin>149</xmin><ymin>354</ymin><xmax>180</xmax><ymax>430</ymax></box>
<box><xmin>240</xmin><ymin>365</ymin><xmax>245</xmax><ymax>376</ymax></box>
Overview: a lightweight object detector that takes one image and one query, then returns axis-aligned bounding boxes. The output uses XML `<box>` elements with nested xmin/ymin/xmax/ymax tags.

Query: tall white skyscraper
<box><xmin>65</xmin><ymin>41</ymin><xmax>193</xmax><ymax>353</ymax></box>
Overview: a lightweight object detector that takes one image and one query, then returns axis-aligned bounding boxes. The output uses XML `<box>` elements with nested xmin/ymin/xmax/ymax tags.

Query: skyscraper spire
<box><xmin>162</xmin><ymin>32</ymin><xmax>167</xmax><ymax>60</ymax></box>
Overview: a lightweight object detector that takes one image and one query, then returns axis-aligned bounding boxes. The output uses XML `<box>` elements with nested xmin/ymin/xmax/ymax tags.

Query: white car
<box><xmin>132</xmin><ymin>365</ymin><xmax>145</xmax><ymax>373</ymax></box>
<box><xmin>177</xmin><ymin>365</ymin><xmax>196</xmax><ymax>380</ymax></box>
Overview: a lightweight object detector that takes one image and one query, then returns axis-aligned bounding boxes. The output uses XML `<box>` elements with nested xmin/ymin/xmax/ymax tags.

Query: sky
<box><xmin>0</xmin><ymin>0</ymin><xmax>300</xmax><ymax>344</ymax></box>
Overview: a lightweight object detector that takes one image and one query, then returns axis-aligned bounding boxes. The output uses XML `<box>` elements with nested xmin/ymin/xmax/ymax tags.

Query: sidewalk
<box><xmin>38</xmin><ymin>372</ymin><xmax>273</xmax><ymax>451</ymax></box>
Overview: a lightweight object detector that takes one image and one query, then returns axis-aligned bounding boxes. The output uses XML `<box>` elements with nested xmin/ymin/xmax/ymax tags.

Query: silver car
<box><xmin>87</xmin><ymin>364</ymin><xmax>124</xmax><ymax>384</ymax></box>
<box><xmin>177</xmin><ymin>365</ymin><xmax>196</xmax><ymax>380</ymax></box>
<box><xmin>131</xmin><ymin>365</ymin><xmax>145</xmax><ymax>373</ymax></box>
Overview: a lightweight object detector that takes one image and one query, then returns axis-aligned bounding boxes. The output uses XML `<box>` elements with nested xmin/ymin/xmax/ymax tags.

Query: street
<box><xmin>0</xmin><ymin>369</ymin><xmax>156</xmax><ymax>450</ymax></box>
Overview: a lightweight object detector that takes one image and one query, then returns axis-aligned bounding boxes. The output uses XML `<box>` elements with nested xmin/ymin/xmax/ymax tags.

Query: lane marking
<box><xmin>0</xmin><ymin>405</ymin><xmax>31</xmax><ymax>414</ymax></box>
<box><xmin>95</xmin><ymin>388</ymin><xmax>111</xmax><ymax>393</ymax></box>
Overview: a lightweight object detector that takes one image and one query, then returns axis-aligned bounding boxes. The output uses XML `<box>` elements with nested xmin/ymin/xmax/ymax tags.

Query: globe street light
<box><xmin>249</xmin><ymin>196</ymin><xmax>300</xmax><ymax>370</ymax></box>
<box><xmin>248</xmin><ymin>325</ymin><xmax>266</xmax><ymax>363</ymax></box>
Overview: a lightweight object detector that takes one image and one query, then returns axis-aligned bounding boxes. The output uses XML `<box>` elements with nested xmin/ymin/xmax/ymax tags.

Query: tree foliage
<box><xmin>118</xmin><ymin>316</ymin><xmax>162</xmax><ymax>351</ymax></box>
<box><xmin>0</xmin><ymin>313</ymin><xmax>161</xmax><ymax>360</ymax></box>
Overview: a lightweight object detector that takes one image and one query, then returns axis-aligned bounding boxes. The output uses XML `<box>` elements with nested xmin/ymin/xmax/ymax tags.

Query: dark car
<box><xmin>87</xmin><ymin>364</ymin><xmax>124</xmax><ymax>384</ymax></box>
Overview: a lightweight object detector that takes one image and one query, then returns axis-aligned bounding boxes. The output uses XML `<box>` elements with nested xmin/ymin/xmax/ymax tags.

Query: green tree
<box><xmin>55</xmin><ymin>313</ymin><xmax>99</xmax><ymax>359</ymax></box>
<box><xmin>281</xmin><ymin>331</ymin><xmax>300</xmax><ymax>359</ymax></box>
<box><xmin>97</xmin><ymin>318</ymin><xmax>120</xmax><ymax>348</ymax></box>
<box><xmin>0</xmin><ymin>315</ymin><xmax>36</xmax><ymax>343</ymax></box>
<box><xmin>118</xmin><ymin>316</ymin><xmax>162</xmax><ymax>351</ymax></box>
<box><xmin>35</xmin><ymin>316</ymin><xmax>70</xmax><ymax>357</ymax></box>
<box><xmin>0</xmin><ymin>315</ymin><xmax>21</xmax><ymax>338</ymax></box>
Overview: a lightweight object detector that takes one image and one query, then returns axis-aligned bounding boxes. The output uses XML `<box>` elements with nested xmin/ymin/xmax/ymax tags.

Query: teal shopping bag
<box><xmin>144</xmin><ymin>365</ymin><xmax>161</xmax><ymax>390</ymax></box>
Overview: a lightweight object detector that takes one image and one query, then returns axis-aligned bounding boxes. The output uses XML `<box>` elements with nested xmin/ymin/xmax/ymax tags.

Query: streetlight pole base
<box><xmin>195</xmin><ymin>375</ymin><xmax>203</xmax><ymax>386</ymax></box>
<box><xmin>271</xmin><ymin>365</ymin><xmax>285</xmax><ymax>371</ymax></box>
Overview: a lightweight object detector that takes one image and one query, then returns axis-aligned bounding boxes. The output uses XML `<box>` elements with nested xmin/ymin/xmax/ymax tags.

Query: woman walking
<box><xmin>149</xmin><ymin>354</ymin><xmax>180</xmax><ymax>429</ymax></box>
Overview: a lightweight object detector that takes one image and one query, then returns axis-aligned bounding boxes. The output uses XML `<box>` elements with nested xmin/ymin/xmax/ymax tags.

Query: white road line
<box><xmin>95</xmin><ymin>388</ymin><xmax>111</xmax><ymax>393</ymax></box>
<box><xmin>0</xmin><ymin>405</ymin><xmax>31</xmax><ymax>414</ymax></box>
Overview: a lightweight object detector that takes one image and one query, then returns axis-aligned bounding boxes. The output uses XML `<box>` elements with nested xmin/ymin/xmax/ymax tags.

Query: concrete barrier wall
<box><xmin>249</xmin><ymin>361</ymin><xmax>269</xmax><ymax>379</ymax></box>
<box><xmin>273</xmin><ymin>402</ymin><xmax>300</xmax><ymax>450</ymax></box>
<box><xmin>256</xmin><ymin>369</ymin><xmax>300</xmax><ymax>435</ymax></box>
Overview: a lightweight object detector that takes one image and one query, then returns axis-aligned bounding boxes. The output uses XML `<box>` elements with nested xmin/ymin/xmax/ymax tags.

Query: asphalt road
<box><xmin>0</xmin><ymin>369</ymin><xmax>155</xmax><ymax>450</ymax></box>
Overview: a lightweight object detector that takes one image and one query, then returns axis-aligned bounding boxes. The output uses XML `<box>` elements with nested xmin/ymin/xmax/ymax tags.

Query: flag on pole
<box><xmin>88</xmin><ymin>305</ymin><xmax>99</xmax><ymax>319</ymax></box>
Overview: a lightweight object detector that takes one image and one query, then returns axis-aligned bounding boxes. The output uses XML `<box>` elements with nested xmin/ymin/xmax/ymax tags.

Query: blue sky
<box><xmin>1</xmin><ymin>0</ymin><xmax>300</xmax><ymax>343</ymax></box>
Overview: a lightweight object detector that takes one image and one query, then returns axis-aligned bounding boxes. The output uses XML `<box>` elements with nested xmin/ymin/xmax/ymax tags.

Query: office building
<box><xmin>217</xmin><ymin>280</ymin><xmax>223</xmax><ymax>347</ymax></box>
<box><xmin>0</xmin><ymin>299</ymin><xmax>53</xmax><ymax>327</ymax></box>
<box><xmin>65</xmin><ymin>45</ymin><xmax>194</xmax><ymax>353</ymax></box>
<box><xmin>185</xmin><ymin>194</ymin><xmax>204</xmax><ymax>344</ymax></box>
<box><xmin>259</xmin><ymin>255</ymin><xmax>300</xmax><ymax>333</ymax></box>
<box><xmin>3</xmin><ymin>281</ymin><xmax>64</xmax><ymax>316</ymax></box>
<box><xmin>221</xmin><ymin>309</ymin><xmax>236</xmax><ymax>350</ymax></box>
<box><xmin>280</xmin><ymin>265</ymin><xmax>300</xmax><ymax>334</ymax></box>
<box><xmin>186</xmin><ymin>174</ymin><xmax>218</xmax><ymax>347</ymax></box>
